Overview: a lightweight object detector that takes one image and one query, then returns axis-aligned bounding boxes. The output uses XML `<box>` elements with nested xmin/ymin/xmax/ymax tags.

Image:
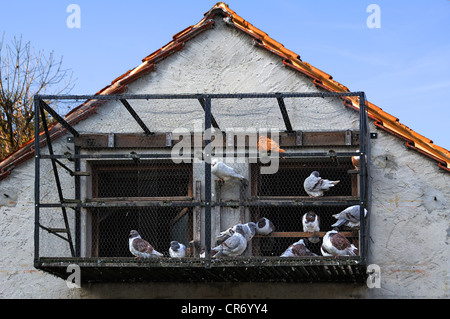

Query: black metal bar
<box><xmin>119</xmin><ymin>99</ymin><xmax>153</xmax><ymax>135</ymax></box>
<box><xmin>38</xmin><ymin>198</ymin><xmax>360</xmax><ymax>209</ymax></box>
<box><xmin>39</xmin><ymin>151</ymin><xmax>361</xmax><ymax>160</ymax></box>
<box><xmin>276</xmin><ymin>94</ymin><xmax>294</xmax><ymax>133</ymax></box>
<box><xmin>39</xmin><ymin>202</ymin><xmax>202</xmax><ymax>208</ymax></box>
<box><xmin>36</xmin><ymin>91</ymin><xmax>365</xmax><ymax>101</ymax></box>
<box><xmin>34</xmin><ymin>96</ymin><xmax>41</xmax><ymax>266</ymax></box>
<box><xmin>40</xmin><ymin>105</ymin><xmax>76</xmax><ymax>257</ymax></box>
<box><xmin>204</xmin><ymin>97</ymin><xmax>212</xmax><ymax>268</ymax></box>
<box><xmin>39</xmin><ymin>225</ymin><xmax>70</xmax><ymax>242</ymax></box>
<box><xmin>74</xmin><ymin>145</ymin><xmax>81</xmax><ymax>257</ymax></box>
<box><xmin>214</xmin><ymin>200</ymin><xmax>361</xmax><ymax>207</ymax></box>
<box><xmin>54</xmin><ymin>158</ymin><xmax>75</xmax><ymax>175</ymax></box>
<box><xmin>198</xmin><ymin>98</ymin><xmax>220</xmax><ymax>130</ymax></box>
<box><xmin>359</xmin><ymin>92</ymin><xmax>367</xmax><ymax>264</ymax></box>
<box><xmin>40</xmin><ymin>100</ymin><xmax>80</xmax><ymax>137</ymax></box>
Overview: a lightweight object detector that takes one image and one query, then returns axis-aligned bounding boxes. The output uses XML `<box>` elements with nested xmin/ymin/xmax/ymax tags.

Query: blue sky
<box><xmin>1</xmin><ymin>0</ymin><xmax>449</xmax><ymax>151</ymax></box>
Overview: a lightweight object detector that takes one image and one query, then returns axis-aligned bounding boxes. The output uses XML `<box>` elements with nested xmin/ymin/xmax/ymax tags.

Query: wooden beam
<box><xmin>255</xmin><ymin>231</ymin><xmax>357</xmax><ymax>238</ymax></box>
<box><xmin>74</xmin><ymin>133</ymin><xmax>176</xmax><ymax>148</ymax></box>
<box><xmin>73</xmin><ymin>131</ymin><xmax>359</xmax><ymax>149</ymax></box>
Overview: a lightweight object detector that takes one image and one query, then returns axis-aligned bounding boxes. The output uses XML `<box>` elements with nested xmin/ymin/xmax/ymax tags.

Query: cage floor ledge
<box><xmin>35</xmin><ymin>257</ymin><xmax>368</xmax><ymax>283</ymax></box>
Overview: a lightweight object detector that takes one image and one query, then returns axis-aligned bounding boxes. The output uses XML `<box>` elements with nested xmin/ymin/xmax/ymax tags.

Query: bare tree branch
<box><xmin>0</xmin><ymin>33</ymin><xmax>75</xmax><ymax>160</ymax></box>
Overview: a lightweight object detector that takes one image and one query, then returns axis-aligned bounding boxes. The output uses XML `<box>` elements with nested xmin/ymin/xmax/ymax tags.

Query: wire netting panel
<box><xmin>34</xmin><ymin>93</ymin><xmax>369</xmax><ymax>275</ymax></box>
<box><xmin>91</xmin><ymin>160</ymin><xmax>192</xmax><ymax>198</ymax></box>
<box><xmin>87</xmin><ymin>160</ymin><xmax>194</xmax><ymax>258</ymax></box>
<box><xmin>90</xmin><ymin>207</ymin><xmax>192</xmax><ymax>258</ymax></box>
<box><xmin>254</xmin><ymin>159</ymin><xmax>354</xmax><ymax>197</ymax></box>
<box><xmin>250</xmin><ymin>206</ymin><xmax>360</xmax><ymax>257</ymax></box>
<box><xmin>243</xmin><ymin>157</ymin><xmax>361</xmax><ymax>257</ymax></box>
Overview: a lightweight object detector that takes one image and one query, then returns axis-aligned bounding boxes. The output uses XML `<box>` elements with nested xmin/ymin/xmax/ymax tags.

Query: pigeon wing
<box><xmin>330</xmin><ymin>232</ymin><xmax>352</xmax><ymax>251</ymax></box>
<box><xmin>133</xmin><ymin>238</ymin><xmax>154</xmax><ymax>254</ymax></box>
<box><xmin>291</xmin><ymin>243</ymin><xmax>316</xmax><ymax>257</ymax></box>
<box><xmin>303</xmin><ymin>175</ymin><xmax>318</xmax><ymax>192</ymax></box>
<box><xmin>217</xmin><ymin>162</ymin><xmax>244</xmax><ymax>179</ymax></box>
<box><xmin>222</xmin><ymin>234</ymin><xmax>243</xmax><ymax>251</ymax></box>
<box><xmin>319</xmin><ymin>178</ymin><xmax>340</xmax><ymax>190</ymax></box>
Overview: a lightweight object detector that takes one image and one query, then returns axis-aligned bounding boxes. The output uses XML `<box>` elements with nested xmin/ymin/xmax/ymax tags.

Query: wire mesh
<box><xmin>35</xmin><ymin>93</ymin><xmax>368</xmax><ymax>266</ymax></box>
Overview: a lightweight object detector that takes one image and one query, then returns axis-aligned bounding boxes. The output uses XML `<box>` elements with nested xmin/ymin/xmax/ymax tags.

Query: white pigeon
<box><xmin>321</xmin><ymin>229</ymin><xmax>357</xmax><ymax>257</ymax></box>
<box><xmin>332</xmin><ymin>205</ymin><xmax>368</xmax><ymax>228</ymax></box>
<box><xmin>302</xmin><ymin>211</ymin><xmax>320</xmax><ymax>244</ymax></box>
<box><xmin>211</xmin><ymin>224</ymin><xmax>247</xmax><ymax>258</ymax></box>
<box><xmin>216</xmin><ymin>222</ymin><xmax>256</xmax><ymax>244</ymax></box>
<box><xmin>129</xmin><ymin>230</ymin><xmax>163</xmax><ymax>258</ymax></box>
<box><xmin>303</xmin><ymin>171</ymin><xmax>340</xmax><ymax>197</ymax></box>
<box><xmin>280</xmin><ymin>239</ymin><xmax>318</xmax><ymax>257</ymax></box>
<box><xmin>256</xmin><ymin>217</ymin><xmax>275</xmax><ymax>235</ymax></box>
<box><xmin>211</xmin><ymin>158</ymin><xmax>245</xmax><ymax>182</ymax></box>
<box><xmin>199</xmin><ymin>246</ymin><xmax>206</xmax><ymax>258</ymax></box>
<box><xmin>169</xmin><ymin>241</ymin><xmax>187</xmax><ymax>258</ymax></box>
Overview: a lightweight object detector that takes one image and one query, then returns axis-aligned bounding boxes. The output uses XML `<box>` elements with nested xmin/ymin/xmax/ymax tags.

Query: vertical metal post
<box><xmin>359</xmin><ymin>92</ymin><xmax>367</xmax><ymax>264</ymax></box>
<box><xmin>204</xmin><ymin>96</ymin><xmax>212</xmax><ymax>268</ymax></box>
<box><xmin>34</xmin><ymin>96</ymin><xmax>41</xmax><ymax>266</ymax></box>
<box><xmin>74</xmin><ymin>145</ymin><xmax>81</xmax><ymax>257</ymax></box>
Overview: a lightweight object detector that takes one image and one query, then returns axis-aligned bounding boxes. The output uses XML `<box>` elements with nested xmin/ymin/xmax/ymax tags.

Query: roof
<box><xmin>1</xmin><ymin>2</ymin><xmax>449</xmax><ymax>180</ymax></box>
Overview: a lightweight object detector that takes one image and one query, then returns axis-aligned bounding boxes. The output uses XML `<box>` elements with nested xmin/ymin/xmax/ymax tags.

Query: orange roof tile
<box><xmin>0</xmin><ymin>2</ymin><xmax>449</xmax><ymax>180</ymax></box>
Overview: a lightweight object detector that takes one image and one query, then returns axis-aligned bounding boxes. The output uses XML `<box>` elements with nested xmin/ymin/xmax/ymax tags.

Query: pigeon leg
<box><xmin>312</xmin><ymin>231</ymin><xmax>319</xmax><ymax>241</ymax></box>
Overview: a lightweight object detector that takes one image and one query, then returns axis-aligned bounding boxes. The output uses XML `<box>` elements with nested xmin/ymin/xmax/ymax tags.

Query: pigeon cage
<box><xmin>33</xmin><ymin>92</ymin><xmax>371</xmax><ymax>282</ymax></box>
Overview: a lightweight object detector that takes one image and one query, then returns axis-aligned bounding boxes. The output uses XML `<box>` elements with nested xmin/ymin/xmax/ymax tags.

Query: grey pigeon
<box><xmin>211</xmin><ymin>224</ymin><xmax>247</xmax><ymax>258</ymax></box>
<box><xmin>280</xmin><ymin>239</ymin><xmax>318</xmax><ymax>257</ymax></box>
<box><xmin>169</xmin><ymin>241</ymin><xmax>187</xmax><ymax>258</ymax></box>
<box><xmin>321</xmin><ymin>229</ymin><xmax>357</xmax><ymax>257</ymax></box>
<box><xmin>211</xmin><ymin>158</ymin><xmax>245</xmax><ymax>182</ymax></box>
<box><xmin>302</xmin><ymin>211</ymin><xmax>320</xmax><ymax>244</ymax></box>
<box><xmin>256</xmin><ymin>217</ymin><xmax>275</xmax><ymax>235</ymax></box>
<box><xmin>129</xmin><ymin>230</ymin><xmax>163</xmax><ymax>258</ymax></box>
<box><xmin>332</xmin><ymin>205</ymin><xmax>368</xmax><ymax>228</ymax></box>
<box><xmin>303</xmin><ymin>171</ymin><xmax>340</xmax><ymax>197</ymax></box>
<box><xmin>216</xmin><ymin>222</ymin><xmax>256</xmax><ymax>244</ymax></box>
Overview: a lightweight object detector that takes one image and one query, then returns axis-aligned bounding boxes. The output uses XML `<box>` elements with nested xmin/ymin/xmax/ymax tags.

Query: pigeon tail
<box><xmin>347</xmin><ymin>244</ymin><xmax>358</xmax><ymax>256</ymax></box>
<box><xmin>331</xmin><ymin>218</ymin><xmax>347</xmax><ymax>228</ymax></box>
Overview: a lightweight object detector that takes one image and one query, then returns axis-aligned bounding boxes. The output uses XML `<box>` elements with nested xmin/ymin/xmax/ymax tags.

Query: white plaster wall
<box><xmin>0</xmin><ymin>157</ymin><xmax>81</xmax><ymax>298</ymax></box>
<box><xmin>365</xmin><ymin>123</ymin><xmax>449</xmax><ymax>298</ymax></box>
<box><xmin>0</xmin><ymin>16</ymin><xmax>448</xmax><ymax>298</ymax></box>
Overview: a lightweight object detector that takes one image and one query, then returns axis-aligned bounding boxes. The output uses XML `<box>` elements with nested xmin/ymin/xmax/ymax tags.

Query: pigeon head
<box><xmin>257</xmin><ymin>217</ymin><xmax>266</xmax><ymax>228</ymax></box>
<box><xmin>305</xmin><ymin>211</ymin><xmax>317</xmax><ymax>222</ymax></box>
<box><xmin>129</xmin><ymin>230</ymin><xmax>140</xmax><ymax>239</ymax></box>
<box><xmin>234</xmin><ymin>224</ymin><xmax>245</xmax><ymax>235</ymax></box>
<box><xmin>311</xmin><ymin>171</ymin><xmax>320</xmax><ymax>177</ymax></box>
<box><xmin>247</xmin><ymin>222</ymin><xmax>257</xmax><ymax>235</ymax></box>
<box><xmin>170</xmin><ymin>241</ymin><xmax>180</xmax><ymax>250</ymax></box>
<box><xmin>211</xmin><ymin>158</ymin><xmax>219</xmax><ymax>167</ymax></box>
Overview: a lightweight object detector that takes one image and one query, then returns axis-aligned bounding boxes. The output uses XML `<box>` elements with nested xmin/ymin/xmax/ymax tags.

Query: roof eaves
<box><xmin>216</xmin><ymin>2</ymin><xmax>450</xmax><ymax>170</ymax></box>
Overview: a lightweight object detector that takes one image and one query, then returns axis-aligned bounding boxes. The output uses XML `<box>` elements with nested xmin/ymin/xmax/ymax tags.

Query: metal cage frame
<box><xmin>33</xmin><ymin>92</ymin><xmax>371</xmax><ymax>283</ymax></box>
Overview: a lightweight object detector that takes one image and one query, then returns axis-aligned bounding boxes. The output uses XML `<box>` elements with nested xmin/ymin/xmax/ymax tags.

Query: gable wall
<box><xmin>0</xmin><ymin>16</ymin><xmax>448</xmax><ymax>298</ymax></box>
